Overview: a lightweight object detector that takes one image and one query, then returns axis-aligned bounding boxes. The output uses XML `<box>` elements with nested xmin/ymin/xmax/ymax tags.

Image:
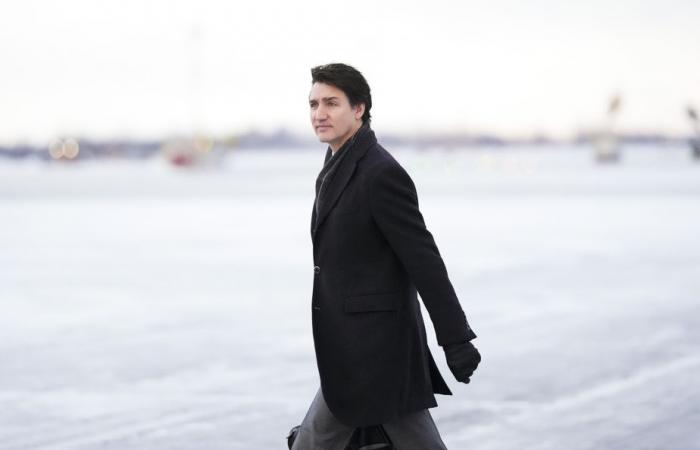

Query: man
<box><xmin>289</xmin><ymin>63</ymin><xmax>481</xmax><ymax>449</ymax></box>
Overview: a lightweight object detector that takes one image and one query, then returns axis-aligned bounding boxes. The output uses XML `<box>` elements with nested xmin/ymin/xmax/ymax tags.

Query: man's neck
<box><xmin>331</xmin><ymin>122</ymin><xmax>364</xmax><ymax>155</ymax></box>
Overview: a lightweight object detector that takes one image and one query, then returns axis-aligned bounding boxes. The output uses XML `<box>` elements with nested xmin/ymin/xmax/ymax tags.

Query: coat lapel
<box><xmin>310</xmin><ymin>146</ymin><xmax>333</xmax><ymax>238</ymax></box>
<box><xmin>312</xmin><ymin>126</ymin><xmax>376</xmax><ymax>238</ymax></box>
<box><xmin>314</xmin><ymin>155</ymin><xmax>357</xmax><ymax>234</ymax></box>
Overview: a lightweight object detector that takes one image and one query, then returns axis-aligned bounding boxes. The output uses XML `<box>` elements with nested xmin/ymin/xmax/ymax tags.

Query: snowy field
<box><xmin>1</xmin><ymin>145</ymin><xmax>699</xmax><ymax>450</ymax></box>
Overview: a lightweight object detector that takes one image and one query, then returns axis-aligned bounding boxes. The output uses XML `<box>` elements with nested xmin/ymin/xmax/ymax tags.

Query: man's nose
<box><xmin>314</xmin><ymin>105</ymin><xmax>328</xmax><ymax>121</ymax></box>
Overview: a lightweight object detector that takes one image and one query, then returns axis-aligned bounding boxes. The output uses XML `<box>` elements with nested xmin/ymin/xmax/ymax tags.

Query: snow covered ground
<box><xmin>1</xmin><ymin>145</ymin><xmax>699</xmax><ymax>449</ymax></box>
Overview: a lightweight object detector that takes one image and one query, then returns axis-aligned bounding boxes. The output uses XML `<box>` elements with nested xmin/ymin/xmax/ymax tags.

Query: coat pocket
<box><xmin>343</xmin><ymin>292</ymin><xmax>400</xmax><ymax>313</ymax></box>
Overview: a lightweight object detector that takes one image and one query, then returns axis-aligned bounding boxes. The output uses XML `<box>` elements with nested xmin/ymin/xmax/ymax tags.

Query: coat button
<box><xmin>314</xmin><ymin>265</ymin><xmax>320</xmax><ymax>274</ymax></box>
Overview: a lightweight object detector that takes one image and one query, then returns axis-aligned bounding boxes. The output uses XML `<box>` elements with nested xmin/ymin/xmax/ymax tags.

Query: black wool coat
<box><xmin>310</xmin><ymin>125</ymin><xmax>477</xmax><ymax>427</ymax></box>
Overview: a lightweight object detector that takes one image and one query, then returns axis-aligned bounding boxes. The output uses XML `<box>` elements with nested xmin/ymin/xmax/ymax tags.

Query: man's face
<box><xmin>309</xmin><ymin>82</ymin><xmax>364</xmax><ymax>151</ymax></box>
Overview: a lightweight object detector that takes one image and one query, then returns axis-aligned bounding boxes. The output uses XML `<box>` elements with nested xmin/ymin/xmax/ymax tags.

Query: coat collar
<box><xmin>312</xmin><ymin>123</ymin><xmax>376</xmax><ymax>237</ymax></box>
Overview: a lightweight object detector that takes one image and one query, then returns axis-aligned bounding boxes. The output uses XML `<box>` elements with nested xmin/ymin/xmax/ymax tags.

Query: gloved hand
<box><xmin>443</xmin><ymin>340</ymin><xmax>481</xmax><ymax>384</ymax></box>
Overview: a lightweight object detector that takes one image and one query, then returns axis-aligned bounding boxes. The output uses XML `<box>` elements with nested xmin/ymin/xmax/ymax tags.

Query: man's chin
<box><xmin>315</xmin><ymin>133</ymin><xmax>334</xmax><ymax>144</ymax></box>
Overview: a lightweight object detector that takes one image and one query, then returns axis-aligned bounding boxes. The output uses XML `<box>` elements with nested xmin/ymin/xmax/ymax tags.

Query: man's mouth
<box><xmin>316</xmin><ymin>125</ymin><xmax>331</xmax><ymax>131</ymax></box>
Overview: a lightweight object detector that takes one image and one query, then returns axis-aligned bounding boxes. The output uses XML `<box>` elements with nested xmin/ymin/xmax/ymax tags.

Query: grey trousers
<box><xmin>291</xmin><ymin>388</ymin><xmax>448</xmax><ymax>450</ymax></box>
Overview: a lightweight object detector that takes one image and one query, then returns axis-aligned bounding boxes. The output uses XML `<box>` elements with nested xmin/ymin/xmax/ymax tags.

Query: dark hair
<box><xmin>311</xmin><ymin>63</ymin><xmax>372</xmax><ymax>124</ymax></box>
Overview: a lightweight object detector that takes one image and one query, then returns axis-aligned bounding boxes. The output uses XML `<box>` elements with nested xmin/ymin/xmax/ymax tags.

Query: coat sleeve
<box><xmin>368</xmin><ymin>161</ymin><xmax>477</xmax><ymax>346</ymax></box>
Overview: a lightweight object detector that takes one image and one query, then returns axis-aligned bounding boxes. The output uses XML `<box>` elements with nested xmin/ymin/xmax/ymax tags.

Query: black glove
<box><xmin>444</xmin><ymin>340</ymin><xmax>481</xmax><ymax>384</ymax></box>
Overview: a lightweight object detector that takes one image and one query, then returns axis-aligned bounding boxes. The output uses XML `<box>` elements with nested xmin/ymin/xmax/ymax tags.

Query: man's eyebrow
<box><xmin>309</xmin><ymin>96</ymin><xmax>340</xmax><ymax>103</ymax></box>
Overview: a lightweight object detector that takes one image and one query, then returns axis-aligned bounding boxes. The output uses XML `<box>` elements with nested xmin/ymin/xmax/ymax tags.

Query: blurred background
<box><xmin>1</xmin><ymin>0</ymin><xmax>699</xmax><ymax>449</ymax></box>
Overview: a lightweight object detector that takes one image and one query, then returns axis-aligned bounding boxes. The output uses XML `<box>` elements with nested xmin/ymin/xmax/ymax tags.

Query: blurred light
<box><xmin>48</xmin><ymin>139</ymin><xmax>63</xmax><ymax>159</ymax></box>
<box><xmin>193</xmin><ymin>135</ymin><xmax>213</xmax><ymax>153</ymax></box>
<box><xmin>63</xmin><ymin>138</ymin><xmax>80</xmax><ymax>159</ymax></box>
<box><xmin>48</xmin><ymin>138</ymin><xmax>80</xmax><ymax>160</ymax></box>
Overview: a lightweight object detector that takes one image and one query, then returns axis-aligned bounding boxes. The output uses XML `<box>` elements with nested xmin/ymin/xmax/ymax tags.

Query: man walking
<box><xmin>289</xmin><ymin>63</ymin><xmax>481</xmax><ymax>449</ymax></box>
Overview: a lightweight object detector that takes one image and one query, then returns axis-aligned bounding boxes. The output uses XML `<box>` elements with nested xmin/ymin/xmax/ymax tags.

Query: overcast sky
<box><xmin>1</xmin><ymin>0</ymin><xmax>699</xmax><ymax>144</ymax></box>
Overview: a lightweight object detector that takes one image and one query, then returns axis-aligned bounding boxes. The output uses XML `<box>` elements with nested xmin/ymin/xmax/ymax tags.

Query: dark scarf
<box><xmin>314</xmin><ymin>123</ymin><xmax>369</xmax><ymax>224</ymax></box>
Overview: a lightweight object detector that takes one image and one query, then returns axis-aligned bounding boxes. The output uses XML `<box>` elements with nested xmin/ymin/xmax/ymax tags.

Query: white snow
<box><xmin>1</xmin><ymin>145</ymin><xmax>699</xmax><ymax>449</ymax></box>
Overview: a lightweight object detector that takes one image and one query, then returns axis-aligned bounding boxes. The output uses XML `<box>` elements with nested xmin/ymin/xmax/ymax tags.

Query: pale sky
<box><xmin>1</xmin><ymin>0</ymin><xmax>699</xmax><ymax>144</ymax></box>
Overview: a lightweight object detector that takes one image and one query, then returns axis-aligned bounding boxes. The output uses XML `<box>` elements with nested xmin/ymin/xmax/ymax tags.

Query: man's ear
<box><xmin>354</xmin><ymin>103</ymin><xmax>365</xmax><ymax>121</ymax></box>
